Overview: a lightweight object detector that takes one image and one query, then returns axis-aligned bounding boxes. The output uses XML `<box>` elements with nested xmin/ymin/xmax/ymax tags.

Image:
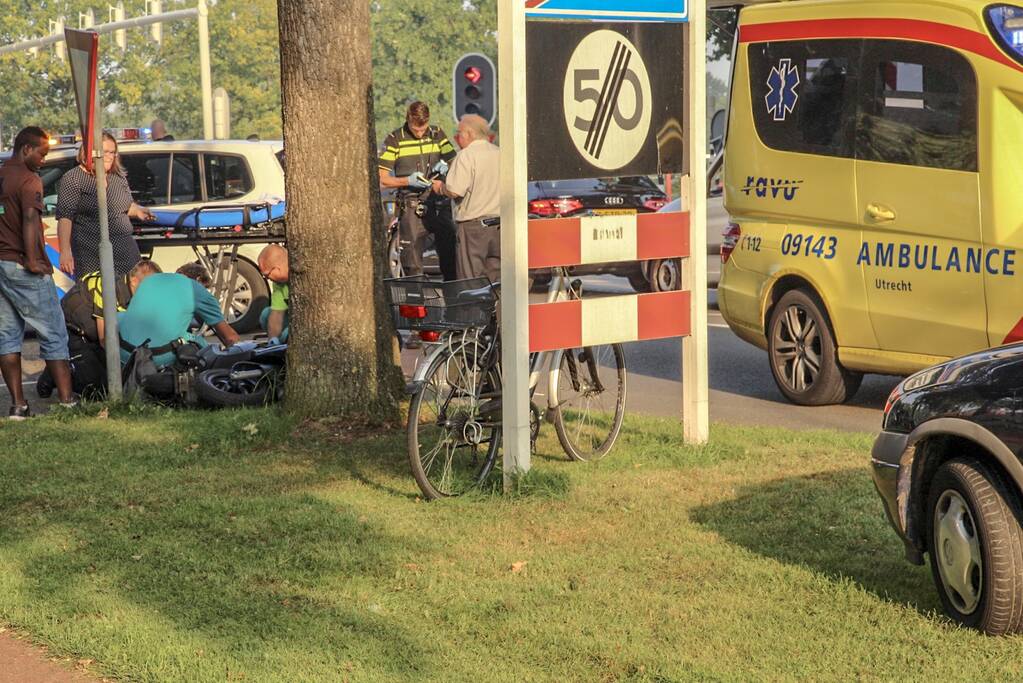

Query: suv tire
<box><xmin>214</xmin><ymin>258</ymin><xmax>270</xmax><ymax>334</ymax></box>
<box><xmin>927</xmin><ymin>457</ymin><xmax>1023</xmax><ymax>635</ymax></box>
<box><xmin>767</xmin><ymin>288</ymin><xmax>861</xmax><ymax>405</ymax></box>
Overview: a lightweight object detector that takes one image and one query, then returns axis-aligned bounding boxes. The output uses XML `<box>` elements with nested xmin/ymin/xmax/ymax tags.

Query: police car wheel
<box><xmin>767</xmin><ymin>289</ymin><xmax>862</xmax><ymax>406</ymax></box>
<box><xmin>927</xmin><ymin>457</ymin><xmax>1023</xmax><ymax>635</ymax></box>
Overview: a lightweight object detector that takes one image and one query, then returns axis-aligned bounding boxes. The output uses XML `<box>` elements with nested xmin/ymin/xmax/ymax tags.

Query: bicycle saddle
<box><xmin>456</xmin><ymin>282</ymin><xmax>499</xmax><ymax>302</ymax></box>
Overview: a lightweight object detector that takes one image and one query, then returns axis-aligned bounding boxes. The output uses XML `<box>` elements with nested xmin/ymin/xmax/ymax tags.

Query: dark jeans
<box><xmin>38</xmin><ymin>333</ymin><xmax>107</xmax><ymax>398</ymax></box>
<box><xmin>401</xmin><ymin>196</ymin><xmax>458</xmax><ymax>281</ymax></box>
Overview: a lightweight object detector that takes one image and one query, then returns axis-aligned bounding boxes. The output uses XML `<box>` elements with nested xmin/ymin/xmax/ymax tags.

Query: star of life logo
<box><xmin>765</xmin><ymin>58</ymin><xmax>800</xmax><ymax>122</ymax></box>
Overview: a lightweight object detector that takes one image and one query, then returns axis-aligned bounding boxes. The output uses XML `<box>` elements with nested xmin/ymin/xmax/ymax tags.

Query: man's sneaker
<box><xmin>8</xmin><ymin>404</ymin><xmax>30</xmax><ymax>421</ymax></box>
<box><xmin>54</xmin><ymin>395</ymin><xmax>80</xmax><ymax>410</ymax></box>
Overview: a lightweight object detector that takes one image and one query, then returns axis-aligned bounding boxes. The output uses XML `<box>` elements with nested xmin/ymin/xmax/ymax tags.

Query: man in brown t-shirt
<box><xmin>0</xmin><ymin>126</ymin><xmax>74</xmax><ymax>419</ymax></box>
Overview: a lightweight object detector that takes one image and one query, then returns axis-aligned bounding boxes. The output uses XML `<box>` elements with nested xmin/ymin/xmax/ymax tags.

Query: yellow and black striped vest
<box><xmin>378</xmin><ymin>125</ymin><xmax>456</xmax><ymax>177</ymax></box>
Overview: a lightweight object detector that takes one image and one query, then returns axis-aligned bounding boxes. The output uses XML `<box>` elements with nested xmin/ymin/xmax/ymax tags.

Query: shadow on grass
<box><xmin>0</xmin><ymin>412</ymin><xmax>438</xmax><ymax>679</ymax></box>
<box><xmin>691</xmin><ymin>467</ymin><xmax>938</xmax><ymax>615</ymax></box>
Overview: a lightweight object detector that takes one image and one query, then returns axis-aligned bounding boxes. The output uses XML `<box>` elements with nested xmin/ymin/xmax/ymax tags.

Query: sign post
<box><xmin>683</xmin><ymin>3</ymin><xmax>709</xmax><ymax>442</ymax></box>
<box><xmin>499</xmin><ymin>1</ymin><xmax>532</xmax><ymax>488</ymax></box>
<box><xmin>502</xmin><ymin>0</ymin><xmax>707</xmax><ymax>489</ymax></box>
<box><xmin>66</xmin><ymin>28</ymin><xmax>123</xmax><ymax>399</ymax></box>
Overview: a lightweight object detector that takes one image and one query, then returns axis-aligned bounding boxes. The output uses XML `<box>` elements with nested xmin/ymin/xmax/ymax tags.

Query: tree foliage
<box><xmin>370</xmin><ymin>0</ymin><xmax>496</xmax><ymax>142</ymax></box>
<box><xmin>0</xmin><ymin>0</ymin><xmax>281</xmax><ymax>144</ymax></box>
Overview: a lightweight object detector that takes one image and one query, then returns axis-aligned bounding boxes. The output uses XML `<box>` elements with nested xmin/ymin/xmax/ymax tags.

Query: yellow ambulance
<box><xmin>717</xmin><ymin>0</ymin><xmax>1023</xmax><ymax>405</ymax></box>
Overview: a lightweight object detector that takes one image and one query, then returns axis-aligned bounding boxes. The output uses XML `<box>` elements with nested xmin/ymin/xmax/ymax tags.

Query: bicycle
<box><xmin>386</xmin><ymin>265</ymin><xmax>627</xmax><ymax>499</ymax></box>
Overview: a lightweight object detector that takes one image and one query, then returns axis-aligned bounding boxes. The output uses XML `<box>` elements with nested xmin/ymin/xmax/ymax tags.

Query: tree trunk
<box><xmin>277</xmin><ymin>0</ymin><xmax>404</xmax><ymax>421</ymax></box>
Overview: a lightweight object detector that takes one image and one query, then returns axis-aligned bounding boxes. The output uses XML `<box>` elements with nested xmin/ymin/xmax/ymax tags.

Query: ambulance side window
<box><xmin>748</xmin><ymin>39</ymin><xmax>861</xmax><ymax>158</ymax></box>
<box><xmin>856</xmin><ymin>41</ymin><xmax>978</xmax><ymax>172</ymax></box>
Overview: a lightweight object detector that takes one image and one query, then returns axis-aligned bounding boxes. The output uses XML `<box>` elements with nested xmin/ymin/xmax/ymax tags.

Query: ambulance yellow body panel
<box><xmin>718</xmin><ymin>0</ymin><xmax>1023</xmax><ymax>404</ymax></box>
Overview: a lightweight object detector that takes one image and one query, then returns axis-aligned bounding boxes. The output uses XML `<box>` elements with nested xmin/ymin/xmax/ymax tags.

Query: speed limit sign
<box><xmin>563</xmin><ymin>30</ymin><xmax>653</xmax><ymax>170</ymax></box>
<box><xmin>527</xmin><ymin>22</ymin><xmax>686</xmax><ymax>181</ymax></box>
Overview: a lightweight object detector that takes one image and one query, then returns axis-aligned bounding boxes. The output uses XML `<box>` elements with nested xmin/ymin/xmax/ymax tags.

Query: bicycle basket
<box><xmin>385</xmin><ymin>276</ymin><xmax>496</xmax><ymax>332</ymax></box>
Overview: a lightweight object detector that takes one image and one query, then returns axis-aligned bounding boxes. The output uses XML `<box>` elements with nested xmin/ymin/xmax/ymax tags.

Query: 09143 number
<box><xmin>781</xmin><ymin>233</ymin><xmax>837</xmax><ymax>260</ymax></box>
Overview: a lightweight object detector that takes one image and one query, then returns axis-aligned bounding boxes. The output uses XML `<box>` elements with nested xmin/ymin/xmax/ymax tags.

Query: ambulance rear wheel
<box><xmin>767</xmin><ymin>289</ymin><xmax>862</xmax><ymax>406</ymax></box>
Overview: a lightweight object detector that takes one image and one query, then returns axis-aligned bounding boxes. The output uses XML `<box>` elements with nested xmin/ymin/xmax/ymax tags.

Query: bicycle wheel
<box><xmin>552</xmin><ymin>344</ymin><xmax>627</xmax><ymax>462</ymax></box>
<box><xmin>407</xmin><ymin>341</ymin><xmax>502</xmax><ymax>499</ymax></box>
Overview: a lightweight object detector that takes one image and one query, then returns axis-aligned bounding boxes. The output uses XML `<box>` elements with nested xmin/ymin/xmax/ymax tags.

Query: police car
<box><xmin>717</xmin><ymin>0</ymin><xmax>1023</xmax><ymax>405</ymax></box>
<box><xmin>19</xmin><ymin>130</ymin><xmax>285</xmax><ymax>332</ymax></box>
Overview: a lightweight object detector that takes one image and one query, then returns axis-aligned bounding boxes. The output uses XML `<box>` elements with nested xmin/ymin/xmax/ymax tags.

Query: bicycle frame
<box><xmin>408</xmin><ymin>269</ymin><xmax>573</xmax><ymax>415</ymax></box>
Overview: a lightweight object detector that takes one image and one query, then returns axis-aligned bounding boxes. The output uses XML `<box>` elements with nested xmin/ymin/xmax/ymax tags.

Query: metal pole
<box><xmin>683</xmin><ymin>0</ymin><xmax>709</xmax><ymax>443</ymax></box>
<box><xmin>197</xmin><ymin>0</ymin><xmax>213</xmax><ymax>140</ymax></box>
<box><xmin>498</xmin><ymin>0</ymin><xmax>531</xmax><ymax>490</ymax></box>
<box><xmin>93</xmin><ymin>85</ymin><xmax>123</xmax><ymax>400</ymax></box>
<box><xmin>0</xmin><ymin>8</ymin><xmax>199</xmax><ymax>55</ymax></box>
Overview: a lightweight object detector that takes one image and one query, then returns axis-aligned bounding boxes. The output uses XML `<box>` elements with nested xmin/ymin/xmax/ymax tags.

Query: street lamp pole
<box><xmin>197</xmin><ymin>0</ymin><xmax>213</xmax><ymax>140</ymax></box>
<box><xmin>0</xmin><ymin>2</ymin><xmax>214</xmax><ymax>139</ymax></box>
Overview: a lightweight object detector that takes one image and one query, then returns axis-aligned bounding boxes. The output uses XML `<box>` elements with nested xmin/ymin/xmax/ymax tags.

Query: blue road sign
<box><xmin>525</xmin><ymin>0</ymin><xmax>688</xmax><ymax>22</ymax></box>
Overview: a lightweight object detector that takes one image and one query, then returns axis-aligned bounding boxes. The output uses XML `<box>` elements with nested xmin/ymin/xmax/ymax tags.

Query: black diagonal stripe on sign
<box><xmin>584</xmin><ymin>41</ymin><xmax>624</xmax><ymax>156</ymax></box>
<box><xmin>594</xmin><ymin>47</ymin><xmax>632</xmax><ymax>160</ymax></box>
<box><xmin>587</xmin><ymin>43</ymin><xmax>627</xmax><ymax>158</ymax></box>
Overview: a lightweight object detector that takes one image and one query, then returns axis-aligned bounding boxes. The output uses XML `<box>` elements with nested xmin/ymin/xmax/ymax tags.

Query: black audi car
<box><xmin>872</xmin><ymin>343</ymin><xmax>1023</xmax><ymax>635</ymax></box>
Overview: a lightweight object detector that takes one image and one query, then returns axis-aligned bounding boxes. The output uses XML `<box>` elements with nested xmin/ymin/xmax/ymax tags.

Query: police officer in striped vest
<box><xmin>378</xmin><ymin>101</ymin><xmax>458</xmax><ymax>280</ymax></box>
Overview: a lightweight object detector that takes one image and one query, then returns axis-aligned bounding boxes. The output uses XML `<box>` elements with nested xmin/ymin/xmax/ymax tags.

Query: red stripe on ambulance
<box><xmin>739</xmin><ymin>18</ymin><xmax>1023</xmax><ymax>73</ymax></box>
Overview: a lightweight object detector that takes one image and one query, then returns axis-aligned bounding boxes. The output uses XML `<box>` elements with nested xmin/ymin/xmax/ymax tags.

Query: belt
<box><xmin>458</xmin><ymin>217</ymin><xmax>499</xmax><ymax>228</ymax></box>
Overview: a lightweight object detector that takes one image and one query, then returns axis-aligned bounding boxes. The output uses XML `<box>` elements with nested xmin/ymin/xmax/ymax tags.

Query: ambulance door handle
<box><xmin>866</xmin><ymin>203</ymin><xmax>896</xmax><ymax>223</ymax></box>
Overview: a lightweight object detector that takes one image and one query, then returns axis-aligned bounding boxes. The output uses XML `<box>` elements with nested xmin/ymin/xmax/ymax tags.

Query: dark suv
<box><xmin>873</xmin><ymin>344</ymin><xmax>1023</xmax><ymax>634</ymax></box>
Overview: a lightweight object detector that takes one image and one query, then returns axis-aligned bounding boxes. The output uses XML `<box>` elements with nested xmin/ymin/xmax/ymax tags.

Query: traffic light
<box><xmin>49</xmin><ymin>18</ymin><xmax>66</xmax><ymax>62</ymax></box>
<box><xmin>452</xmin><ymin>53</ymin><xmax>496</xmax><ymax>126</ymax></box>
<box><xmin>109</xmin><ymin>3</ymin><xmax>126</xmax><ymax>51</ymax></box>
<box><xmin>147</xmin><ymin>0</ymin><xmax>163</xmax><ymax>45</ymax></box>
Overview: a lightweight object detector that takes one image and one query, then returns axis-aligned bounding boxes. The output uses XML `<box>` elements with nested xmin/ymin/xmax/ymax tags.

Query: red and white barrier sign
<box><xmin>530</xmin><ymin>290</ymin><xmax>690</xmax><ymax>352</ymax></box>
<box><xmin>528</xmin><ymin>211</ymin><xmax>690</xmax><ymax>269</ymax></box>
<box><xmin>526</xmin><ymin>210</ymin><xmax>691</xmax><ymax>352</ymax></box>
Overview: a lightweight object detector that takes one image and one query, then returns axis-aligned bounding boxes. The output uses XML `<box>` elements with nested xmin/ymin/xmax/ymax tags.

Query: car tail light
<box><xmin>721</xmin><ymin>222</ymin><xmax>741</xmax><ymax>263</ymax></box>
<box><xmin>399</xmin><ymin>305</ymin><xmax>427</xmax><ymax>319</ymax></box>
<box><xmin>529</xmin><ymin>197</ymin><xmax>584</xmax><ymax>217</ymax></box>
<box><xmin>419</xmin><ymin>330</ymin><xmax>442</xmax><ymax>343</ymax></box>
<box><xmin>644</xmin><ymin>198</ymin><xmax>668</xmax><ymax>211</ymax></box>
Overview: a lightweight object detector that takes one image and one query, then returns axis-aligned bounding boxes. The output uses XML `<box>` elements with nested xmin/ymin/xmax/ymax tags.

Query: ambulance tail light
<box><xmin>986</xmin><ymin>4</ymin><xmax>1023</xmax><ymax>66</ymax></box>
<box><xmin>398</xmin><ymin>305</ymin><xmax>428</xmax><ymax>319</ymax></box>
<box><xmin>721</xmin><ymin>222</ymin><xmax>741</xmax><ymax>263</ymax></box>
<box><xmin>529</xmin><ymin>198</ymin><xmax>584</xmax><ymax>217</ymax></box>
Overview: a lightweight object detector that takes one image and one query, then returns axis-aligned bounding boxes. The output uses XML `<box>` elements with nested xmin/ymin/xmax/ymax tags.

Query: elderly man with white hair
<box><xmin>433</xmin><ymin>114</ymin><xmax>501</xmax><ymax>282</ymax></box>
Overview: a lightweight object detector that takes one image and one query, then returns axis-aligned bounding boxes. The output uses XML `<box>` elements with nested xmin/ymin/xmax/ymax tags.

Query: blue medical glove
<box><xmin>407</xmin><ymin>171</ymin><xmax>430</xmax><ymax>190</ymax></box>
<box><xmin>431</xmin><ymin>160</ymin><xmax>449</xmax><ymax>176</ymax></box>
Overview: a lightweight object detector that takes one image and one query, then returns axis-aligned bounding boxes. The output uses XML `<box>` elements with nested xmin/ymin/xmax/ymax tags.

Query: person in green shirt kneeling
<box><xmin>258</xmin><ymin>244</ymin><xmax>289</xmax><ymax>344</ymax></box>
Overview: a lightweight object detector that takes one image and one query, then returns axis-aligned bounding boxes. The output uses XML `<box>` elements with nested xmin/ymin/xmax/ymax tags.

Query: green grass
<box><xmin>2</xmin><ymin>406</ymin><xmax>1022</xmax><ymax>681</ymax></box>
